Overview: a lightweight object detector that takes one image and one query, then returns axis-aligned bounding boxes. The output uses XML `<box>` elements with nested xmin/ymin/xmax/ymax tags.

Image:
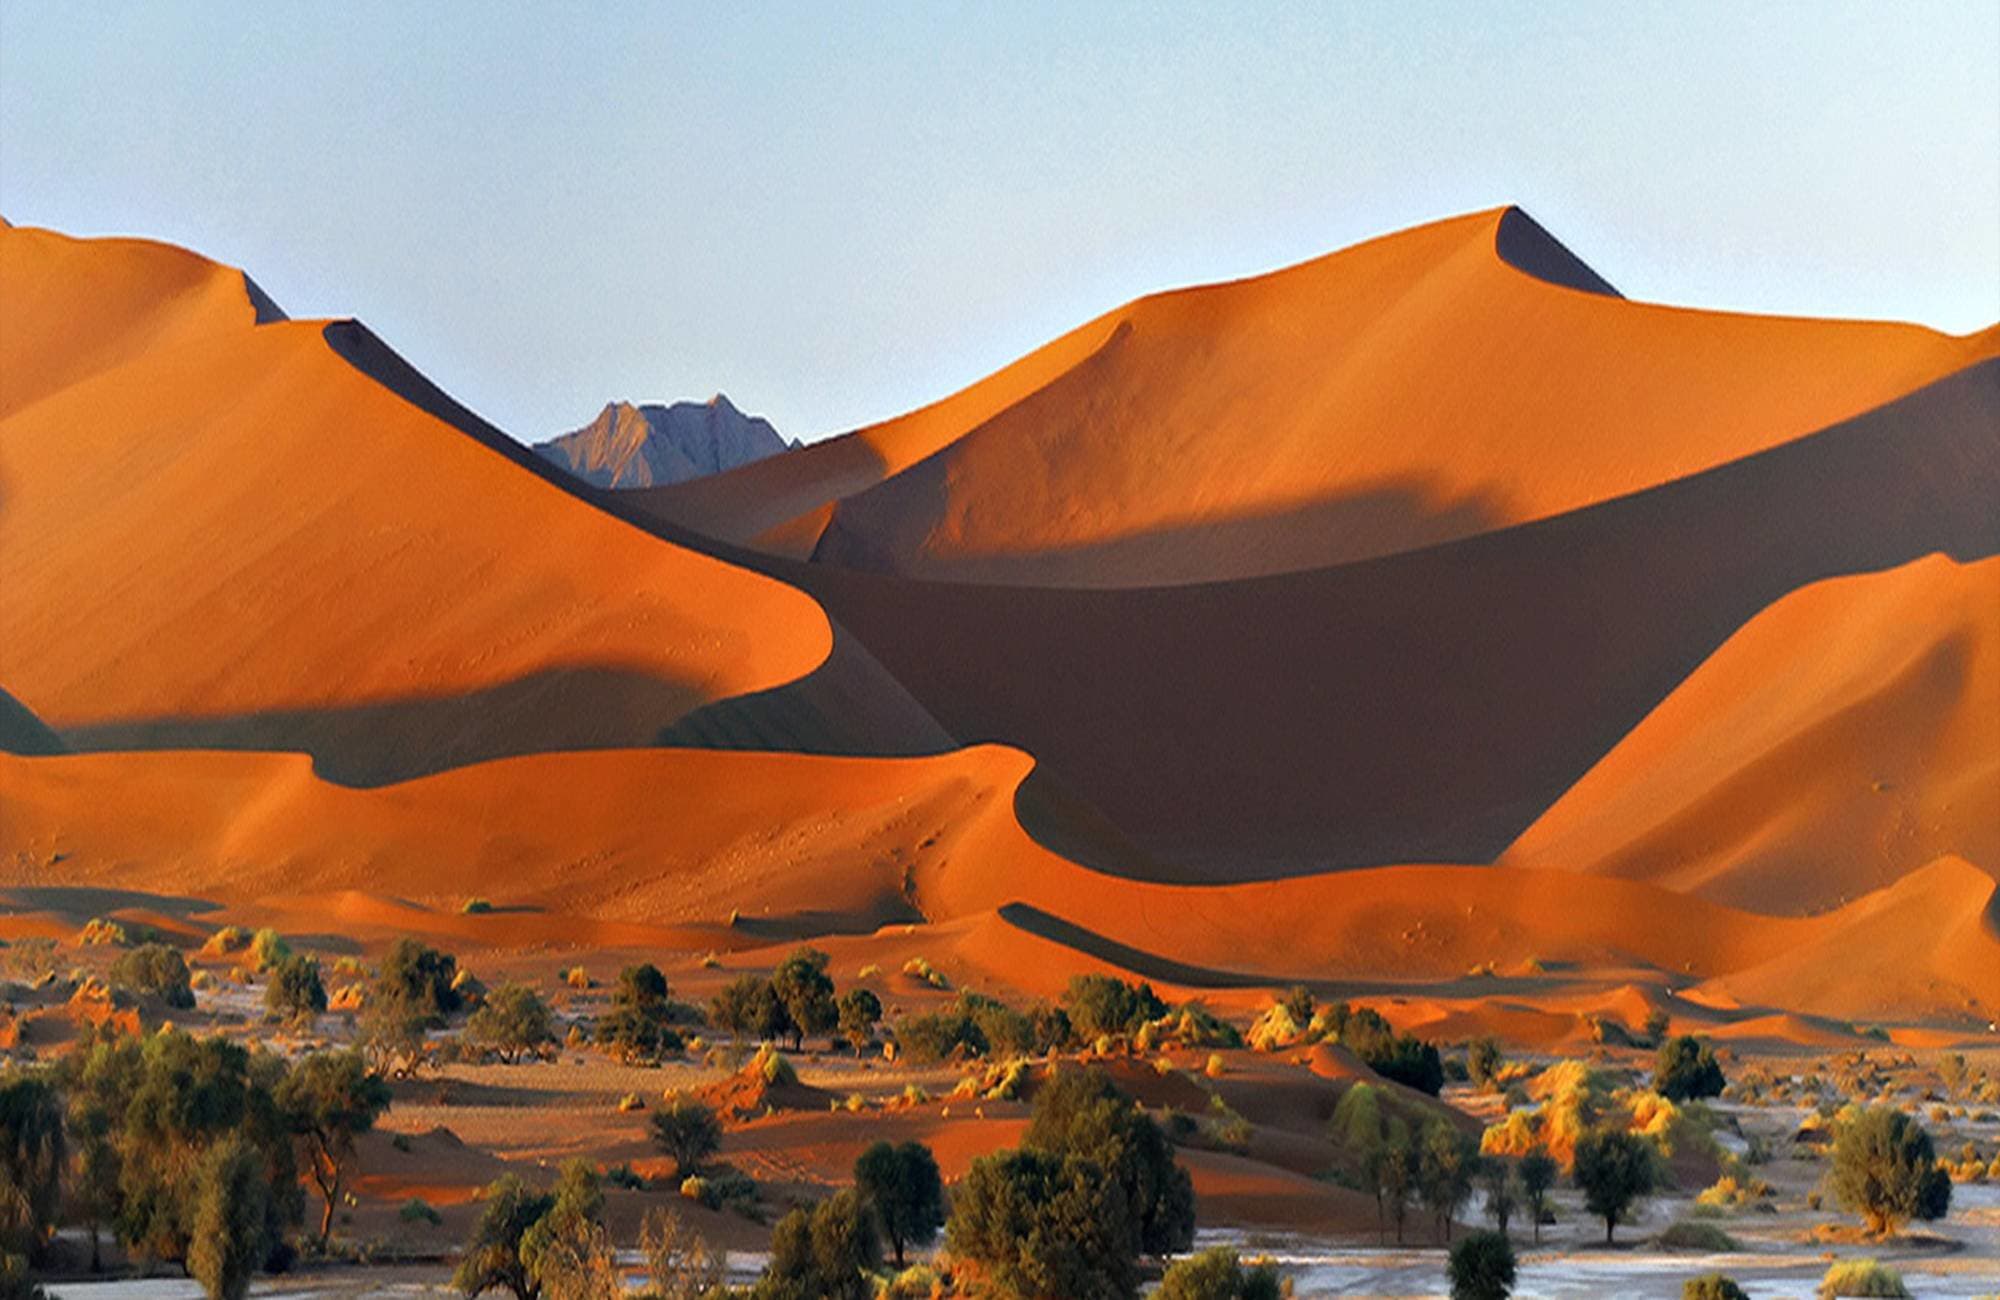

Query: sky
<box><xmin>3</xmin><ymin>3</ymin><xmax>1996</xmax><ymax>444</ymax></box>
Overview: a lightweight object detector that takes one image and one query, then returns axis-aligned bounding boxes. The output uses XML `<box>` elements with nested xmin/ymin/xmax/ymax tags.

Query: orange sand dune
<box><xmin>6</xmin><ymin>738</ymin><xmax>1996</xmax><ymax>1028</ymax></box>
<box><xmin>633</xmin><ymin>207</ymin><xmax>1995</xmax><ymax>587</ymax></box>
<box><xmin>687</xmin><ymin>357</ymin><xmax>1999</xmax><ymax>873</ymax></box>
<box><xmin>1505</xmin><ymin>556</ymin><xmax>2000</xmax><ymax>912</ymax></box>
<box><xmin>0</xmin><ymin>224</ymin><xmax>949</xmax><ymax>780</ymax></box>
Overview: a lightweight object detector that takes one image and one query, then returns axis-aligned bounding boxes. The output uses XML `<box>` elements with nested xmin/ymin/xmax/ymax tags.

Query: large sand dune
<box><xmin>632</xmin><ymin>207</ymin><xmax>1994</xmax><ymax>587</ymax></box>
<box><xmin>1505</xmin><ymin>555</ymin><xmax>2000</xmax><ymax>913</ymax></box>
<box><xmin>0</xmin><ymin>223</ymin><xmax>946</xmax><ymax>780</ymax></box>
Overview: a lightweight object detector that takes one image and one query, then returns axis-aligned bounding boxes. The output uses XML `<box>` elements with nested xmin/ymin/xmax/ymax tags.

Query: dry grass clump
<box><xmin>1817</xmin><ymin>1258</ymin><xmax>1908</xmax><ymax>1297</ymax></box>
<box><xmin>901</xmin><ymin>956</ymin><xmax>949</xmax><ymax>990</ymax></box>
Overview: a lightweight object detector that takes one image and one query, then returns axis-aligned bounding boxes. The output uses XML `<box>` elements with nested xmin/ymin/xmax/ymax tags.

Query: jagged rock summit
<box><xmin>534</xmin><ymin>394</ymin><xmax>793</xmax><ymax>488</ymax></box>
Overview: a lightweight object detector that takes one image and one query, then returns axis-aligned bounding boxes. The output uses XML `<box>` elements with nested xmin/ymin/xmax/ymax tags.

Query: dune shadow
<box><xmin>58</xmin><ymin>663</ymin><xmax>716</xmax><ymax>787</ymax></box>
<box><xmin>0</xmin><ymin>885</ymin><xmax>220</xmax><ymax>922</ymax></box>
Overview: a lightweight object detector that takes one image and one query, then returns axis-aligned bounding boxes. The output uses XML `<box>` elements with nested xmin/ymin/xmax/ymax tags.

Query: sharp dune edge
<box><xmin>2</xmin><ymin>214</ymin><xmax>1998</xmax><ymax>1053</ymax></box>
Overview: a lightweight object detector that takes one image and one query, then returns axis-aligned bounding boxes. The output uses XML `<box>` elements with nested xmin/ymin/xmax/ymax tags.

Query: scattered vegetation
<box><xmin>109</xmin><ymin>943</ymin><xmax>196</xmax><ymax>1009</ymax></box>
<box><xmin>1828</xmin><ymin>1107</ymin><xmax>1950</xmax><ymax>1235</ymax></box>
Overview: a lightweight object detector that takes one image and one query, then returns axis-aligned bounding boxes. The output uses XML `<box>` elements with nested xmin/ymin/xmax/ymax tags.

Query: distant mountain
<box><xmin>533</xmin><ymin>395</ymin><xmax>793</xmax><ymax>489</ymax></box>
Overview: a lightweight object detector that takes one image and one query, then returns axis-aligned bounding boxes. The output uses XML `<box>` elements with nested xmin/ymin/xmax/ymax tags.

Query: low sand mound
<box><xmin>1504</xmin><ymin>555</ymin><xmax>2000</xmax><ymax>913</ymax></box>
<box><xmin>695</xmin><ymin>1051</ymin><xmax>833</xmax><ymax>1121</ymax></box>
<box><xmin>0</xmin><ymin>225</ymin><xmax>948</xmax><ymax>779</ymax></box>
<box><xmin>634</xmin><ymin>206</ymin><xmax>1993</xmax><ymax>587</ymax></box>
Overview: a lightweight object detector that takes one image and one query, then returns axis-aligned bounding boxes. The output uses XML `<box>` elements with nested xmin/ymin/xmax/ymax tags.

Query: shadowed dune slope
<box><xmin>1506</xmin><ymin>556</ymin><xmax>2000</xmax><ymax>913</ymax></box>
<box><xmin>692</xmin><ymin>359</ymin><xmax>1999</xmax><ymax>875</ymax></box>
<box><xmin>7</xmin><ymin>743</ymin><xmax>1995</xmax><ymax>1026</ymax></box>
<box><xmin>633</xmin><ymin>206</ymin><xmax>1994</xmax><ymax>587</ymax></box>
<box><xmin>0</xmin><ymin>223</ymin><xmax>913</xmax><ymax>780</ymax></box>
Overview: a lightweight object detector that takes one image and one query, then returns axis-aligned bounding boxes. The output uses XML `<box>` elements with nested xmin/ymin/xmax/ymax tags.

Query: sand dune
<box><xmin>631</xmin><ymin>207</ymin><xmax>1995</xmax><ymax>587</ymax></box>
<box><xmin>0</xmin><ymin>223</ymin><xmax>947</xmax><ymax>779</ymax></box>
<box><xmin>1505</xmin><ymin>555</ymin><xmax>2000</xmax><ymax>912</ymax></box>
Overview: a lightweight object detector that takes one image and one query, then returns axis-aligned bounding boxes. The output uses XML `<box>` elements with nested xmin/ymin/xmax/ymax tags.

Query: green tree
<box><xmin>0</xmin><ymin>1074</ymin><xmax>65</xmax><ymax>1263</ymax></box>
<box><xmin>375</xmin><ymin>938</ymin><xmax>463</xmax><ymax>1020</ymax></box>
<box><xmin>109</xmin><ymin>943</ymin><xmax>196</xmax><ymax>1009</ymax></box>
<box><xmin>596</xmin><ymin>964</ymin><xmax>681</xmax><ymax>1062</ymax></box>
<box><xmin>1158</xmin><ymin>1246</ymin><xmax>1284</xmax><ymax>1300</ymax></box>
<box><xmin>520</xmin><ymin>1159</ymin><xmax>603</xmax><ymax>1293</ymax></box>
<box><xmin>466</xmin><ymin>984</ymin><xmax>554</xmax><ymax>1064</ymax></box>
<box><xmin>276</xmin><ymin>1049</ymin><xmax>392</xmax><ymax>1247</ymax></box>
<box><xmin>946</xmin><ymin>1147</ymin><xmax>1136</xmax><ymax>1300</ymax></box>
<box><xmin>1418</xmin><ymin>1120</ymin><xmax>1480</xmax><ymax>1243</ymax></box>
<box><xmin>709</xmin><ymin>973</ymin><xmax>794</xmax><ymax>1045</ymax></box>
<box><xmin>1829</xmin><ymin>1106</ymin><xmax>1952</xmax><ymax>1236</ymax></box>
<box><xmin>187</xmin><ymin>1137</ymin><xmax>272</xmax><ymax>1300</ymax></box>
<box><xmin>1447</xmin><ymin>1229</ymin><xmax>1516</xmax><ymax>1300</ymax></box>
<box><xmin>1025</xmin><ymin>1064</ymin><xmax>1195</xmax><ymax>1259</ymax></box>
<box><xmin>1572</xmin><ymin>1128</ymin><xmax>1657</xmax><ymax>1244</ymax></box>
<box><xmin>759</xmin><ymin>1189</ymin><xmax>879</xmax><ymax>1300</ymax></box>
<box><xmin>853</xmin><ymin>1139</ymin><xmax>945</xmax><ymax>1269</ymax></box>
<box><xmin>1061</xmin><ymin>974</ymin><xmax>1166</xmax><ymax>1042</ymax></box>
<box><xmin>1467</xmin><ymin>1038</ymin><xmax>1503</xmax><ymax>1090</ymax></box>
<box><xmin>836</xmin><ymin>988</ymin><xmax>882</xmax><ymax>1055</ymax></box>
<box><xmin>1482</xmin><ymin>1157</ymin><xmax>1517</xmax><ymax>1238</ymax></box>
<box><xmin>650</xmin><ymin>1097</ymin><xmax>722</xmax><ymax>1179</ymax></box>
<box><xmin>454</xmin><ymin>1174</ymin><xmax>555</xmax><ymax>1300</ymax></box>
<box><xmin>769</xmin><ymin>948</ymin><xmax>837</xmax><ymax>1050</ymax></box>
<box><xmin>1360</xmin><ymin>1122</ymin><xmax>1418</xmax><ymax>1245</ymax></box>
<box><xmin>1519</xmin><ymin>1147</ymin><xmax>1558</xmax><ymax>1245</ymax></box>
<box><xmin>1653</xmin><ymin>1036</ymin><xmax>1726</xmax><ymax>1102</ymax></box>
<box><xmin>264</xmin><ymin>953</ymin><xmax>327</xmax><ymax>1021</ymax></box>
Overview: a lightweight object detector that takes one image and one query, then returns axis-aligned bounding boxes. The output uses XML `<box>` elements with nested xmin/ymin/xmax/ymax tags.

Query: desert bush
<box><xmin>709</xmin><ymin>972</ymin><xmax>793</xmax><ymax>1045</ymax></box>
<box><xmin>1061</xmin><ymin>973</ymin><xmax>1166</xmax><ymax>1041</ymax></box>
<box><xmin>901</xmin><ymin>956</ymin><xmax>949</xmax><ymax>989</ymax></box>
<box><xmin>1830</xmin><ymin>1107</ymin><xmax>1951</xmax><ymax>1235</ymax></box>
<box><xmin>650</xmin><ymin>1097</ymin><xmax>721</xmax><ymax>1179</ymax></box>
<box><xmin>465</xmin><ymin>983</ymin><xmax>553</xmax><ymax>1063</ymax></box>
<box><xmin>264</xmin><ymin>953</ymin><xmax>327</xmax><ymax>1021</ymax></box>
<box><xmin>399</xmin><ymin>1197</ymin><xmax>443</xmax><ymax>1226</ymax></box>
<box><xmin>78</xmin><ymin>917</ymin><xmax>130</xmax><ymax>947</ymax></box>
<box><xmin>1026</xmin><ymin>1064</ymin><xmax>1195</xmax><ymax>1257</ymax></box>
<box><xmin>1817</xmin><ymin>1258</ymin><xmax>1908</xmax><ymax>1297</ymax></box>
<box><xmin>188</xmin><ymin>1137</ymin><xmax>274</xmax><ymax>1300</ymax></box>
<box><xmin>759</xmin><ymin>1189</ymin><xmax>879</xmax><ymax>1300</ymax></box>
<box><xmin>1447</xmin><ymin>1229</ymin><xmax>1516</xmax><ymax>1300</ymax></box>
<box><xmin>1655</xmin><ymin>1036</ymin><xmax>1727</xmax><ymax>1102</ymax></box>
<box><xmin>247</xmin><ymin>928</ymin><xmax>291</xmax><ymax>973</ymax></box>
<box><xmin>110</xmin><ymin>942</ymin><xmax>195</xmax><ymax>1009</ymax></box>
<box><xmin>595</xmin><ymin>964</ymin><xmax>682</xmax><ymax>1062</ymax></box>
<box><xmin>1158</xmin><ymin>1246</ymin><xmax>1285</xmax><ymax>1300</ymax></box>
<box><xmin>836</xmin><ymin>987</ymin><xmax>881</xmax><ymax>1054</ymax></box>
<box><xmin>461</xmin><ymin>898</ymin><xmax>493</xmax><ymax>914</ymax></box>
<box><xmin>1657</xmin><ymin>1220</ymin><xmax>1739</xmax><ymax>1251</ymax></box>
<box><xmin>947</xmin><ymin>1147</ymin><xmax>1137</xmax><ymax>1299</ymax></box>
<box><xmin>1682</xmin><ymin>1275</ymin><xmax>1750</xmax><ymax>1300</ymax></box>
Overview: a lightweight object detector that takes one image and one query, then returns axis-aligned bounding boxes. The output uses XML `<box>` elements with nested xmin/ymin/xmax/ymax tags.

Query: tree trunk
<box><xmin>1605</xmin><ymin>1217</ymin><xmax>1615</xmax><ymax>1245</ymax></box>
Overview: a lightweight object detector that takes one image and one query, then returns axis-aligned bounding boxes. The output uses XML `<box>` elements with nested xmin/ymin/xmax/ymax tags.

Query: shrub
<box><xmin>709</xmin><ymin>973</ymin><xmax>793</xmax><ymax>1044</ymax></box>
<box><xmin>1158</xmin><ymin>1246</ymin><xmax>1285</xmax><ymax>1300</ymax></box>
<box><xmin>78</xmin><ymin>917</ymin><xmax>130</xmax><ymax>946</ymax></box>
<box><xmin>399</xmin><ymin>1197</ymin><xmax>443</xmax><ymax>1226</ymax></box>
<box><xmin>761</xmin><ymin>1189</ymin><xmax>879</xmax><ymax>1300</ymax></box>
<box><xmin>1468</xmin><ymin>1038</ymin><xmax>1503</xmax><ymax>1090</ymax></box>
<box><xmin>596</xmin><ymin>963</ymin><xmax>682</xmax><ymax>1062</ymax></box>
<box><xmin>461</xmin><ymin>898</ymin><xmax>493</xmax><ymax>914</ymax></box>
<box><xmin>770</xmin><ymin>947</ymin><xmax>837</xmax><ymax>1049</ymax></box>
<box><xmin>1655</xmin><ymin>1036</ymin><xmax>1727</xmax><ymax>1102</ymax></box>
<box><xmin>901</xmin><ymin>956</ymin><xmax>949</xmax><ymax>989</ymax></box>
<box><xmin>1061</xmin><ymin>973</ymin><xmax>1166</xmax><ymax>1041</ymax></box>
<box><xmin>947</xmin><ymin>1147</ymin><xmax>1137</xmax><ymax>1299</ymax></box>
<box><xmin>372</xmin><ymin>938</ymin><xmax>460</xmax><ymax>1020</ymax></box>
<box><xmin>1025</xmin><ymin>1064</ymin><xmax>1195</xmax><ymax>1257</ymax></box>
<box><xmin>110</xmin><ymin>942</ymin><xmax>196</xmax><ymax>1008</ymax></box>
<box><xmin>1830</xmin><ymin>1107</ymin><xmax>1951</xmax><ymax>1235</ymax></box>
<box><xmin>187</xmin><ymin>1137</ymin><xmax>273</xmax><ymax>1300</ymax></box>
<box><xmin>1683</xmin><ymin>1275</ymin><xmax>1750</xmax><ymax>1300</ymax></box>
<box><xmin>1657</xmin><ymin>1220</ymin><xmax>1739</xmax><ymax>1251</ymax></box>
<box><xmin>248</xmin><ymin>928</ymin><xmax>291</xmax><ymax>973</ymax></box>
<box><xmin>854</xmin><ymin>1139</ymin><xmax>945</xmax><ymax>1269</ymax></box>
<box><xmin>465</xmin><ymin>983</ymin><xmax>554</xmax><ymax>1063</ymax></box>
<box><xmin>1573</xmin><ymin>1128</ymin><xmax>1658</xmax><ymax>1244</ymax></box>
<box><xmin>264</xmin><ymin>953</ymin><xmax>327</xmax><ymax>1021</ymax></box>
<box><xmin>836</xmin><ymin>987</ymin><xmax>881</xmax><ymax>1054</ymax></box>
<box><xmin>1817</xmin><ymin>1258</ymin><xmax>1908</xmax><ymax>1297</ymax></box>
<box><xmin>650</xmin><ymin>1097</ymin><xmax>722</xmax><ymax>1179</ymax></box>
<box><xmin>1447</xmin><ymin>1229</ymin><xmax>1516</xmax><ymax>1300</ymax></box>
<box><xmin>751</xmin><ymin>1044</ymin><xmax>797</xmax><ymax>1086</ymax></box>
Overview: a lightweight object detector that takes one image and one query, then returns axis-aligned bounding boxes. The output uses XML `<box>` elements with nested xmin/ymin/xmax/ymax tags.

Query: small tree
<box><xmin>640</xmin><ymin>1207</ymin><xmax>726</xmax><ymax>1300</ymax></box>
<box><xmin>836</xmin><ymin>988</ymin><xmax>882</xmax><ymax>1055</ymax></box>
<box><xmin>0</xmin><ymin>1075</ymin><xmax>65</xmax><ymax>1264</ymax></box>
<box><xmin>1653</xmin><ymin>1036</ymin><xmax>1726</xmax><ymax>1102</ymax></box>
<box><xmin>1447</xmin><ymin>1229</ymin><xmax>1516</xmax><ymax>1300</ymax></box>
<box><xmin>853</xmin><ymin>1139</ymin><xmax>945</xmax><ymax>1268</ymax></box>
<box><xmin>1829</xmin><ymin>1106</ymin><xmax>1952</xmax><ymax>1236</ymax></box>
<box><xmin>762</xmin><ymin>1189</ymin><xmax>879</xmax><ymax>1300</ymax></box>
<box><xmin>709</xmin><ymin>973</ymin><xmax>793</xmax><ymax>1045</ymax></box>
<box><xmin>1025</xmin><ymin>1064</ymin><xmax>1195</xmax><ymax>1258</ymax></box>
<box><xmin>650</xmin><ymin>1097</ymin><xmax>721</xmax><ymax>1179</ymax></box>
<box><xmin>1419</xmin><ymin>1120</ymin><xmax>1480</xmax><ymax>1242</ymax></box>
<box><xmin>187</xmin><ymin>1136</ymin><xmax>273</xmax><ymax>1300</ymax></box>
<box><xmin>1158</xmin><ymin>1246</ymin><xmax>1284</xmax><ymax>1300</ymax></box>
<box><xmin>520</xmin><ymin>1160</ymin><xmax>603</xmax><ymax>1294</ymax></box>
<box><xmin>454</xmin><ymin>1174</ymin><xmax>555</xmax><ymax>1300</ymax></box>
<box><xmin>264</xmin><ymin>954</ymin><xmax>327</xmax><ymax>1021</ymax></box>
<box><xmin>1061</xmin><ymin>973</ymin><xmax>1166</xmax><ymax>1041</ymax></box>
<box><xmin>1468</xmin><ymin>1038</ymin><xmax>1503</xmax><ymax>1090</ymax></box>
<box><xmin>1573</xmin><ymin>1128</ymin><xmax>1657</xmax><ymax>1244</ymax></box>
<box><xmin>1482</xmin><ymin>1157</ymin><xmax>1517</xmax><ymax>1238</ymax></box>
<box><xmin>110</xmin><ymin>943</ymin><xmax>196</xmax><ymax>1009</ymax></box>
<box><xmin>1519</xmin><ymin>1147</ymin><xmax>1558</xmax><ymax>1245</ymax></box>
<box><xmin>596</xmin><ymin>964</ymin><xmax>681</xmax><ymax>1062</ymax></box>
<box><xmin>276</xmin><ymin>1049</ymin><xmax>392</xmax><ymax>1247</ymax></box>
<box><xmin>1363</xmin><ymin>1125</ymin><xmax>1418</xmax><ymax>1244</ymax></box>
<box><xmin>375</xmin><ymin>938</ymin><xmax>462</xmax><ymax>1020</ymax></box>
<box><xmin>947</xmin><ymin>1147</ymin><xmax>1136</xmax><ymax>1300</ymax></box>
<box><xmin>466</xmin><ymin>984</ymin><xmax>554</xmax><ymax>1064</ymax></box>
<box><xmin>770</xmin><ymin>948</ymin><xmax>837</xmax><ymax>1050</ymax></box>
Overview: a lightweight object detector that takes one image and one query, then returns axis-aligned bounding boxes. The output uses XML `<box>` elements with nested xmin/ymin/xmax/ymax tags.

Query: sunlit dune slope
<box><xmin>1505</xmin><ymin>556</ymin><xmax>2000</xmax><ymax>912</ymax></box>
<box><xmin>633</xmin><ymin>207</ymin><xmax>1994</xmax><ymax>586</ymax></box>
<box><xmin>0</xmin><ymin>224</ymin><xmax>878</xmax><ymax>780</ymax></box>
<box><xmin>707</xmin><ymin>358</ymin><xmax>1998</xmax><ymax>874</ymax></box>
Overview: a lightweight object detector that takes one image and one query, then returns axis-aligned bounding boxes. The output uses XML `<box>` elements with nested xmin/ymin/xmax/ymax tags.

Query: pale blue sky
<box><xmin>3</xmin><ymin>3</ymin><xmax>1996</xmax><ymax>443</ymax></box>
